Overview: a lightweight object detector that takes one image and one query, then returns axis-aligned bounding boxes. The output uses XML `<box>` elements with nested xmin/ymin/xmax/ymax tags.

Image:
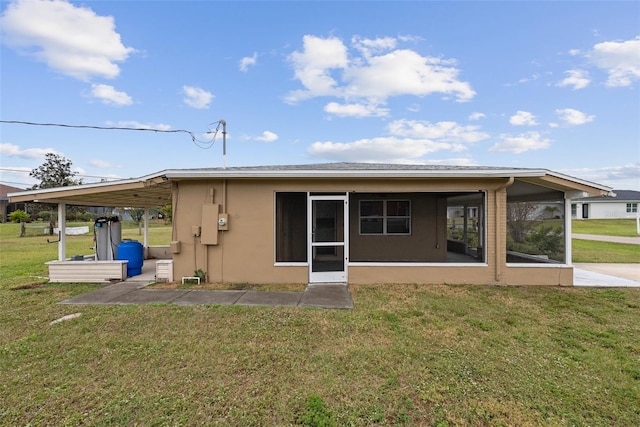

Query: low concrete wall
<box><xmin>46</xmin><ymin>260</ymin><xmax>127</xmax><ymax>283</ymax></box>
<box><xmin>147</xmin><ymin>245</ymin><xmax>172</xmax><ymax>259</ymax></box>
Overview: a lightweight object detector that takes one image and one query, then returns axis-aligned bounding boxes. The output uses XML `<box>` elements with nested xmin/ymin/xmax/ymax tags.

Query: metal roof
<box><xmin>574</xmin><ymin>189</ymin><xmax>640</xmax><ymax>202</ymax></box>
<box><xmin>8</xmin><ymin>162</ymin><xmax>613</xmax><ymax>207</ymax></box>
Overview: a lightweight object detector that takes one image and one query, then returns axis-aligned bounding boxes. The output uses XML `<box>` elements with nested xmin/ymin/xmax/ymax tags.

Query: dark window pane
<box><xmin>360</xmin><ymin>218</ymin><xmax>383</xmax><ymax>234</ymax></box>
<box><xmin>387</xmin><ymin>201</ymin><xmax>409</xmax><ymax>216</ymax></box>
<box><xmin>387</xmin><ymin>218</ymin><xmax>410</xmax><ymax>234</ymax></box>
<box><xmin>361</xmin><ymin>201</ymin><xmax>383</xmax><ymax>217</ymax></box>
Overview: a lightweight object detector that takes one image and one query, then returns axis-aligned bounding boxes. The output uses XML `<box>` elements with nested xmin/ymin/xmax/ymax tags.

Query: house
<box><xmin>572</xmin><ymin>190</ymin><xmax>640</xmax><ymax>219</ymax></box>
<box><xmin>0</xmin><ymin>184</ymin><xmax>25</xmax><ymax>222</ymax></box>
<box><xmin>9</xmin><ymin>163</ymin><xmax>613</xmax><ymax>286</ymax></box>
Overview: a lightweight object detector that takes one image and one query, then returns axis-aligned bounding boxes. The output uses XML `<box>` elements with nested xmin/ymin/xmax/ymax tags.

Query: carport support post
<box><xmin>564</xmin><ymin>197</ymin><xmax>572</xmax><ymax>265</ymax></box>
<box><xmin>58</xmin><ymin>202</ymin><xmax>66</xmax><ymax>261</ymax></box>
<box><xmin>143</xmin><ymin>208</ymin><xmax>149</xmax><ymax>256</ymax></box>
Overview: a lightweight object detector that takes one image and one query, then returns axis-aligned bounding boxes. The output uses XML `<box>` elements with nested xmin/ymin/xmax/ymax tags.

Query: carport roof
<box><xmin>9</xmin><ymin>162</ymin><xmax>613</xmax><ymax>207</ymax></box>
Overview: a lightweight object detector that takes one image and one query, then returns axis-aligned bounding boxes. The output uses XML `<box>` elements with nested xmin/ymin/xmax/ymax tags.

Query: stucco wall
<box><xmin>573</xmin><ymin>201</ymin><xmax>637</xmax><ymax>219</ymax></box>
<box><xmin>349</xmin><ymin>192</ymin><xmax>447</xmax><ymax>262</ymax></box>
<box><xmin>169</xmin><ymin>177</ymin><xmax>572</xmax><ymax>286</ymax></box>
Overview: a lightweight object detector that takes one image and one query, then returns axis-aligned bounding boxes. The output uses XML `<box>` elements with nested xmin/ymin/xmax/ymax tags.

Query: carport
<box><xmin>8</xmin><ymin>173</ymin><xmax>173</xmax><ymax>282</ymax></box>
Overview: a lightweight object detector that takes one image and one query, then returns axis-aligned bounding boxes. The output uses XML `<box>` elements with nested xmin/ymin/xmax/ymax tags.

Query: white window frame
<box><xmin>626</xmin><ymin>203</ymin><xmax>637</xmax><ymax>213</ymax></box>
<box><xmin>359</xmin><ymin>199</ymin><xmax>411</xmax><ymax>235</ymax></box>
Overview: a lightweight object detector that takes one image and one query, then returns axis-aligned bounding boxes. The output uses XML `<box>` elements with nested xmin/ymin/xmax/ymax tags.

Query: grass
<box><xmin>1</xmin><ymin>221</ymin><xmax>639</xmax><ymax>425</ymax></box>
<box><xmin>572</xmin><ymin>218</ymin><xmax>639</xmax><ymax>237</ymax></box>
<box><xmin>572</xmin><ymin>239</ymin><xmax>640</xmax><ymax>263</ymax></box>
<box><xmin>0</xmin><ymin>221</ymin><xmax>170</xmax><ymax>288</ymax></box>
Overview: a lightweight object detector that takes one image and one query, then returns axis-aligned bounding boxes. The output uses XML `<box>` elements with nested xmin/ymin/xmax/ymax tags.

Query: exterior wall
<box><xmin>170</xmin><ymin>177</ymin><xmax>573</xmax><ymax>286</ymax></box>
<box><xmin>349</xmin><ymin>193</ymin><xmax>447</xmax><ymax>262</ymax></box>
<box><xmin>504</xmin><ymin>265</ymin><xmax>574</xmax><ymax>286</ymax></box>
<box><xmin>573</xmin><ymin>201</ymin><xmax>637</xmax><ymax>219</ymax></box>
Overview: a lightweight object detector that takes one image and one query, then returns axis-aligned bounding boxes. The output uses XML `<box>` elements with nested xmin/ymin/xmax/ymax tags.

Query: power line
<box><xmin>0</xmin><ymin>119</ymin><xmax>222</xmax><ymax>149</ymax></box>
<box><xmin>0</xmin><ymin>167</ymin><xmax>121</xmax><ymax>181</ymax></box>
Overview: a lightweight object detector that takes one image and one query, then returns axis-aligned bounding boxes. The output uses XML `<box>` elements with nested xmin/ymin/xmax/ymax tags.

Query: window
<box><xmin>571</xmin><ymin>203</ymin><xmax>577</xmax><ymax>217</ymax></box>
<box><xmin>360</xmin><ymin>200</ymin><xmax>410</xmax><ymax>235</ymax></box>
<box><xmin>627</xmin><ymin>203</ymin><xmax>638</xmax><ymax>213</ymax></box>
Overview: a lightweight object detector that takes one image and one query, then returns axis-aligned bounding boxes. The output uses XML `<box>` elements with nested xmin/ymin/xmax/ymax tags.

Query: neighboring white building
<box><xmin>572</xmin><ymin>190</ymin><xmax>640</xmax><ymax>219</ymax></box>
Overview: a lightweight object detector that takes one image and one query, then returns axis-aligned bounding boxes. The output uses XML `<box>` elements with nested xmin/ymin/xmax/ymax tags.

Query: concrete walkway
<box><xmin>572</xmin><ymin>233</ymin><xmax>640</xmax><ymax>245</ymax></box>
<box><xmin>59</xmin><ymin>282</ymin><xmax>354</xmax><ymax>309</ymax></box>
<box><xmin>574</xmin><ymin>263</ymin><xmax>640</xmax><ymax>287</ymax></box>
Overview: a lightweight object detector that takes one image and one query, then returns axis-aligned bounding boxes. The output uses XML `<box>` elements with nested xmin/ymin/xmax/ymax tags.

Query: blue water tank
<box><xmin>117</xmin><ymin>241</ymin><xmax>144</xmax><ymax>276</ymax></box>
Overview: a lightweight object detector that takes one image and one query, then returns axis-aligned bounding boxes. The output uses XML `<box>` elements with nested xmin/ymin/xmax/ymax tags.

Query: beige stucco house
<box><xmin>9</xmin><ymin>163</ymin><xmax>613</xmax><ymax>286</ymax></box>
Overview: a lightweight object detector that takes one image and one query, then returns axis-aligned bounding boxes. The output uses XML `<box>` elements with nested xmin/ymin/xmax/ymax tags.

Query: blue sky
<box><xmin>1</xmin><ymin>0</ymin><xmax>639</xmax><ymax>191</ymax></box>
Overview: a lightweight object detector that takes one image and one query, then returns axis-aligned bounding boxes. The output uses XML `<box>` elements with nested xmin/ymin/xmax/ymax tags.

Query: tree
<box><xmin>507</xmin><ymin>201</ymin><xmax>537</xmax><ymax>243</ymax></box>
<box><xmin>28</xmin><ymin>153</ymin><xmax>84</xmax><ymax>220</ymax></box>
<box><xmin>29</xmin><ymin>153</ymin><xmax>82</xmax><ymax>189</ymax></box>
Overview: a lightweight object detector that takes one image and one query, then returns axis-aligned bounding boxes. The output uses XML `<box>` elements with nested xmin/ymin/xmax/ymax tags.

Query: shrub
<box><xmin>9</xmin><ymin>210</ymin><xmax>29</xmax><ymax>223</ymax></box>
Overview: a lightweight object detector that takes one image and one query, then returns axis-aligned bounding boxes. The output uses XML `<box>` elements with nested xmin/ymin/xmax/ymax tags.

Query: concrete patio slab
<box><xmin>574</xmin><ymin>267</ymin><xmax>640</xmax><ymax>287</ymax></box>
<box><xmin>235</xmin><ymin>291</ymin><xmax>303</xmax><ymax>307</ymax></box>
<box><xmin>173</xmin><ymin>290</ymin><xmax>245</xmax><ymax>306</ymax></box>
<box><xmin>299</xmin><ymin>284</ymin><xmax>353</xmax><ymax>309</ymax></box>
<box><xmin>59</xmin><ymin>282</ymin><xmax>141</xmax><ymax>304</ymax></box>
<box><xmin>58</xmin><ymin>280</ymin><xmax>354</xmax><ymax>309</ymax></box>
<box><xmin>108</xmin><ymin>289</ymin><xmax>190</xmax><ymax>304</ymax></box>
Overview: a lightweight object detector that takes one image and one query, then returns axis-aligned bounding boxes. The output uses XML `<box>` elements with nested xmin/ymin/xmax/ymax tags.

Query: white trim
<box><xmin>349</xmin><ymin>262</ymin><xmax>488</xmax><ymax>267</ymax></box>
<box><xmin>506</xmin><ymin>263</ymin><xmax>571</xmax><ymax>268</ymax></box>
<box><xmin>564</xmin><ymin>197</ymin><xmax>572</xmax><ymax>266</ymax></box>
<box><xmin>274</xmin><ymin>262</ymin><xmax>308</xmax><ymax>267</ymax></box>
<box><xmin>308</xmin><ymin>195</ymin><xmax>349</xmax><ymax>283</ymax></box>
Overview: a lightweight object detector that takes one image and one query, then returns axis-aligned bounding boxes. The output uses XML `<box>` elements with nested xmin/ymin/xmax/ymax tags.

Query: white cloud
<box><xmin>0</xmin><ymin>0</ymin><xmax>134</xmax><ymax>81</ymax></box>
<box><xmin>324</xmin><ymin>102</ymin><xmax>389</xmax><ymax>118</ymax></box>
<box><xmin>489</xmin><ymin>132</ymin><xmax>551</xmax><ymax>154</ymax></box>
<box><xmin>587</xmin><ymin>36</ymin><xmax>640</xmax><ymax>87</ymax></box>
<box><xmin>0</xmin><ymin>142</ymin><xmax>59</xmax><ymax>159</ymax></box>
<box><xmin>0</xmin><ymin>166</ymin><xmax>36</xmax><ymax>187</ymax></box>
<box><xmin>469</xmin><ymin>112</ymin><xmax>486</xmax><ymax>121</ymax></box>
<box><xmin>182</xmin><ymin>85</ymin><xmax>214</xmax><ymax>109</ymax></box>
<box><xmin>562</xmin><ymin>163</ymin><xmax>640</xmax><ymax>191</ymax></box>
<box><xmin>239</xmin><ymin>52</ymin><xmax>258</xmax><ymax>72</ymax></box>
<box><xmin>557</xmin><ymin>69</ymin><xmax>591</xmax><ymax>90</ymax></box>
<box><xmin>351</xmin><ymin>35</ymin><xmax>397</xmax><ymax>57</ymax></box>
<box><xmin>89</xmin><ymin>159</ymin><xmax>112</xmax><ymax>168</ymax></box>
<box><xmin>509</xmin><ymin>111</ymin><xmax>538</xmax><ymax>126</ymax></box>
<box><xmin>308</xmin><ymin>137</ymin><xmax>453</xmax><ymax>163</ymax></box>
<box><xmin>307</xmin><ymin>118</ymin><xmax>490</xmax><ymax>162</ymax></box>
<box><xmin>555</xmin><ymin>108</ymin><xmax>595</xmax><ymax>126</ymax></box>
<box><xmin>388</xmin><ymin>119</ymin><xmax>490</xmax><ymax>144</ymax></box>
<box><xmin>90</xmin><ymin>84</ymin><xmax>133</xmax><ymax>106</ymax></box>
<box><xmin>286</xmin><ymin>35</ymin><xmax>475</xmax><ymax>115</ymax></box>
<box><xmin>286</xmin><ymin>35</ymin><xmax>349</xmax><ymax>103</ymax></box>
<box><xmin>255</xmin><ymin>131</ymin><xmax>278</xmax><ymax>143</ymax></box>
<box><xmin>106</xmin><ymin>121</ymin><xmax>171</xmax><ymax>131</ymax></box>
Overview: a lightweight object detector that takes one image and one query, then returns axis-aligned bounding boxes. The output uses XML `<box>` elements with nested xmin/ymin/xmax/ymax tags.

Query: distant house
<box><xmin>572</xmin><ymin>190</ymin><xmax>640</xmax><ymax>219</ymax></box>
<box><xmin>0</xmin><ymin>184</ymin><xmax>25</xmax><ymax>222</ymax></box>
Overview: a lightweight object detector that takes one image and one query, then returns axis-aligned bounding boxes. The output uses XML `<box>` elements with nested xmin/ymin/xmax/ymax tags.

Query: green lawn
<box><xmin>572</xmin><ymin>218</ymin><xmax>639</xmax><ymax>237</ymax></box>
<box><xmin>1</xmin><ymin>222</ymin><xmax>639</xmax><ymax>425</ymax></box>
<box><xmin>573</xmin><ymin>239</ymin><xmax>640</xmax><ymax>263</ymax></box>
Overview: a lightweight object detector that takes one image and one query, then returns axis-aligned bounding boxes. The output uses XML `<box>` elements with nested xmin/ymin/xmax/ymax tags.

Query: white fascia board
<box><xmin>163</xmin><ymin>168</ymin><xmax>546</xmax><ymax>180</ymax></box>
<box><xmin>7</xmin><ymin>172</ymin><xmax>168</xmax><ymax>199</ymax></box>
<box><xmin>544</xmin><ymin>170</ymin><xmax>613</xmax><ymax>193</ymax></box>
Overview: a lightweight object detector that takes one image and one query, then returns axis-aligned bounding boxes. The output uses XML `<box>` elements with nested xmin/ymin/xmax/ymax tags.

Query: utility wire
<box><xmin>0</xmin><ymin>120</ymin><xmax>220</xmax><ymax>149</ymax></box>
<box><xmin>0</xmin><ymin>167</ymin><xmax>121</xmax><ymax>181</ymax></box>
